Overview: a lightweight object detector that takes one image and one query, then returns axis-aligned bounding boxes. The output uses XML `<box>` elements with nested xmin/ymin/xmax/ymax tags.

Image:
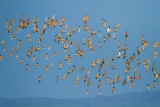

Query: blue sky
<box><xmin>0</xmin><ymin>0</ymin><xmax>160</xmax><ymax>99</ymax></box>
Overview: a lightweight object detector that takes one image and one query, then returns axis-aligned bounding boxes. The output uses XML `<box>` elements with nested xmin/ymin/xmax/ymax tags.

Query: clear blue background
<box><xmin>0</xmin><ymin>0</ymin><xmax>160</xmax><ymax>99</ymax></box>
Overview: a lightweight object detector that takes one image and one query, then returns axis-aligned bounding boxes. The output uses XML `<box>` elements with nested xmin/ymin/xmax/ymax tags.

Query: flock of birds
<box><xmin>0</xmin><ymin>14</ymin><xmax>159</xmax><ymax>96</ymax></box>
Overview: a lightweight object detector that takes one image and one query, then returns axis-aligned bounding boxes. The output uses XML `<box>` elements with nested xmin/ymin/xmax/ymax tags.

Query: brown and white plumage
<box><xmin>98</xmin><ymin>90</ymin><xmax>101</xmax><ymax>96</ymax></box>
<box><xmin>147</xmin><ymin>84</ymin><xmax>150</xmax><ymax>92</ymax></box>
<box><xmin>38</xmin><ymin>75</ymin><xmax>41</xmax><ymax>83</ymax></box>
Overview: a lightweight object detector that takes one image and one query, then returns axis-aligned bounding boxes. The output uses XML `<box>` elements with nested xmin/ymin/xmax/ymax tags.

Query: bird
<box><xmin>33</xmin><ymin>56</ymin><xmax>36</xmax><ymax>62</ymax></box>
<box><xmin>81</xmin><ymin>67</ymin><xmax>84</xmax><ymax>73</ymax></box>
<box><xmin>63</xmin><ymin>74</ymin><xmax>66</xmax><ymax>79</ymax></box>
<box><xmin>146</xmin><ymin>63</ymin><xmax>149</xmax><ymax>71</ymax></box>
<box><xmin>75</xmin><ymin>80</ymin><xmax>78</xmax><ymax>86</ymax></box>
<box><xmin>125</xmin><ymin>31</ymin><xmax>128</xmax><ymax>41</ymax></box>
<box><xmin>49</xmin><ymin>44</ymin><xmax>52</xmax><ymax>50</ymax></box>
<box><xmin>103</xmin><ymin>37</ymin><xmax>106</xmax><ymax>43</ymax></box>
<box><xmin>50</xmin><ymin>63</ymin><xmax>53</xmax><ymax>68</ymax></box>
<box><xmin>20</xmin><ymin>59</ymin><xmax>23</xmax><ymax>64</ymax></box>
<box><xmin>2</xmin><ymin>47</ymin><xmax>5</xmax><ymax>52</ymax></box>
<box><xmin>112</xmin><ymin>64</ymin><xmax>115</xmax><ymax>69</ymax></box>
<box><xmin>1</xmin><ymin>40</ymin><xmax>4</xmax><ymax>46</ymax></box>
<box><xmin>84</xmin><ymin>75</ymin><xmax>87</xmax><ymax>83</ymax></box>
<box><xmin>102</xmin><ymin>70</ymin><xmax>106</xmax><ymax>77</ymax></box>
<box><xmin>143</xmin><ymin>60</ymin><xmax>146</xmax><ymax>67</ymax></box>
<box><xmin>38</xmin><ymin>75</ymin><xmax>41</xmax><ymax>83</ymax></box>
<box><xmin>98</xmin><ymin>31</ymin><xmax>101</xmax><ymax>37</ymax></box>
<box><xmin>87</xmin><ymin>69</ymin><xmax>90</xmax><ymax>76</ymax></box>
<box><xmin>113</xmin><ymin>33</ymin><xmax>116</xmax><ymax>39</ymax></box>
<box><xmin>78</xmin><ymin>26</ymin><xmax>82</xmax><ymax>32</ymax></box>
<box><xmin>45</xmin><ymin>66</ymin><xmax>48</xmax><ymax>72</ymax></box>
<box><xmin>68</xmin><ymin>68</ymin><xmax>71</xmax><ymax>75</ymax></box>
<box><xmin>56</xmin><ymin>76</ymin><xmax>59</xmax><ymax>83</ymax></box>
<box><xmin>98</xmin><ymin>90</ymin><xmax>101</xmax><ymax>96</ymax></box>
<box><xmin>98</xmin><ymin>80</ymin><xmax>101</xmax><ymax>88</ymax></box>
<box><xmin>138</xmin><ymin>58</ymin><xmax>140</xmax><ymax>66</ymax></box>
<box><xmin>87</xmin><ymin>78</ymin><xmax>91</xmax><ymax>86</ymax></box>
<box><xmin>154</xmin><ymin>81</ymin><xmax>157</xmax><ymax>88</ymax></box>
<box><xmin>5</xmin><ymin>19</ymin><xmax>9</xmax><ymax>28</ymax></box>
<box><xmin>26</xmin><ymin>64</ymin><xmax>29</xmax><ymax>71</ymax></box>
<box><xmin>134</xmin><ymin>66</ymin><xmax>137</xmax><ymax>75</ymax></box>
<box><xmin>0</xmin><ymin>55</ymin><xmax>2</xmax><ymax>61</ymax></box>
<box><xmin>112</xmin><ymin>87</ymin><xmax>115</xmax><ymax>94</ymax></box>
<box><xmin>45</xmin><ymin>53</ymin><xmax>48</xmax><ymax>60</ymax></box>
<box><xmin>98</xmin><ymin>41</ymin><xmax>101</xmax><ymax>48</ymax></box>
<box><xmin>36</xmin><ymin>63</ymin><xmax>39</xmax><ymax>69</ymax></box>
<box><xmin>86</xmin><ymin>89</ymin><xmax>88</xmax><ymax>94</ymax></box>
<box><xmin>59</xmin><ymin>62</ymin><xmax>62</xmax><ymax>69</ymax></box>
<box><xmin>117</xmin><ymin>24</ymin><xmax>120</xmax><ymax>28</ymax></box>
<box><xmin>112</xmin><ymin>54</ymin><xmax>115</xmax><ymax>61</ymax></box>
<box><xmin>107</xmin><ymin>27</ymin><xmax>111</xmax><ymax>33</ymax></box>
<box><xmin>53</xmin><ymin>50</ymin><xmax>56</xmax><ymax>56</ymax></box>
<box><xmin>152</xmin><ymin>62</ymin><xmax>155</xmax><ymax>71</ymax></box>
<box><xmin>123</xmin><ymin>79</ymin><xmax>126</xmax><ymax>86</ymax></box>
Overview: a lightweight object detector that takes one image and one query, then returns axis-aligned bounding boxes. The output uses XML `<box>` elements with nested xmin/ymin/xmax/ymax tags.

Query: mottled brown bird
<box><xmin>26</xmin><ymin>64</ymin><xmax>29</xmax><ymax>71</ymax></box>
<box><xmin>36</xmin><ymin>63</ymin><xmax>39</xmax><ymax>69</ymax></box>
<box><xmin>59</xmin><ymin>61</ymin><xmax>62</xmax><ymax>69</ymax></box>
<box><xmin>50</xmin><ymin>63</ymin><xmax>53</xmax><ymax>68</ymax></box>
<box><xmin>147</xmin><ymin>84</ymin><xmax>150</xmax><ymax>92</ymax></box>
<box><xmin>0</xmin><ymin>55</ymin><xmax>2</xmax><ymax>61</ymax></box>
<box><xmin>56</xmin><ymin>76</ymin><xmax>59</xmax><ymax>83</ymax></box>
<box><xmin>62</xmin><ymin>74</ymin><xmax>66</xmax><ymax>79</ymax></box>
<box><xmin>45</xmin><ymin>66</ymin><xmax>48</xmax><ymax>72</ymax></box>
<box><xmin>86</xmin><ymin>89</ymin><xmax>88</xmax><ymax>94</ymax></box>
<box><xmin>75</xmin><ymin>80</ymin><xmax>78</xmax><ymax>86</ymax></box>
<box><xmin>38</xmin><ymin>75</ymin><xmax>41</xmax><ymax>83</ymax></box>
<box><xmin>98</xmin><ymin>90</ymin><xmax>101</xmax><ymax>96</ymax></box>
<box><xmin>154</xmin><ymin>81</ymin><xmax>157</xmax><ymax>88</ymax></box>
<box><xmin>112</xmin><ymin>87</ymin><xmax>115</xmax><ymax>94</ymax></box>
<box><xmin>125</xmin><ymin>31</ymin><xmax>128</xmax><ymax>41</ymax></box>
